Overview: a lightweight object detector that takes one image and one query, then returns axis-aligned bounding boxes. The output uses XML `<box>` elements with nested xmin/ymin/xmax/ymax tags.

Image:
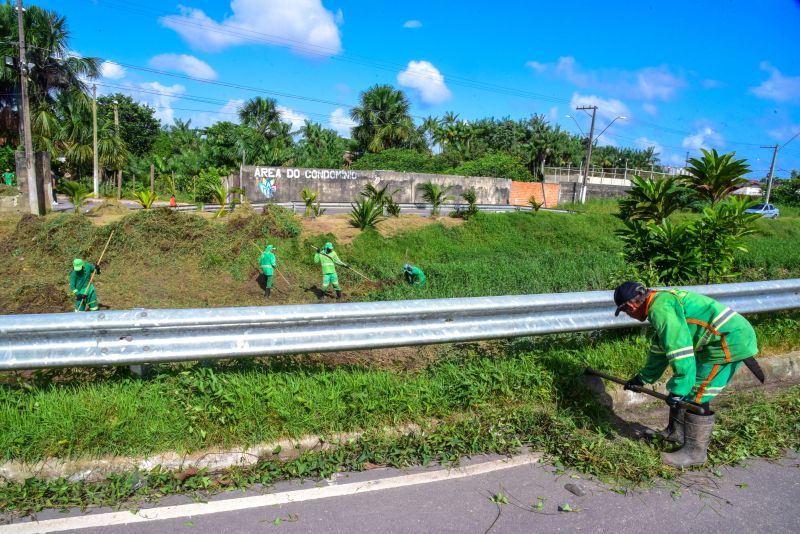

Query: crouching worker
<box><xmin>613</xmin><ymin>281</ymin><xmax>762</xmax><ymax>468</ymax></box>
<box><xmin>70</xmin><ymin>258</ymin><xmax>100</xmax><ymax>311</ymax></box>
<box><xmin>403</xmin><ymin>264</ymin><xmax>426</xmax><ymax>285</ymax></box>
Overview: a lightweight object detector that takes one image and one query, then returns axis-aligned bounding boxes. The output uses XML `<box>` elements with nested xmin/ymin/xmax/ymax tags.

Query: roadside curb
<box><xmin>585</xmin><ymin>351</ymin><xmax>800</xmax><ymax>411</ymax></box>
<box><xmin>0</xmin><ymin>425</ymin><xmax>420</xmax><ymax>484</ymax></box>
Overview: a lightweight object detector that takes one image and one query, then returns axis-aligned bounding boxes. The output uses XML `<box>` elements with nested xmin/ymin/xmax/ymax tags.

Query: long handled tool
<box><xmin>80</xmin><ymin>230</ymin><xmax>114</xmax><ymax>312</ymax></box>
<box><xmin>307</xmin><ymin>244</ymin><xmax>376</xmax><ymax>283</ymax></box>
<box><xmin>584</xmin><ymin>367</ymin><xmax>710</xmax><ymax>415</ymax></box>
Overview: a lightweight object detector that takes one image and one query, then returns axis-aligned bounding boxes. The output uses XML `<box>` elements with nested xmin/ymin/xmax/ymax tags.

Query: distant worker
<box><xmin>2</xmin><ymin>168</ymin><xmax>13</xmax><ymax>186</ymax></box>
<box><xmin>259</xmin><ymin>244</ymin><xmax>277</xmax><ymax>298</ymax></box>
<box><xmin>614</xmin><ymin>281</ymin><xmax>761</xmax><ymax>468</ymax></box>
<box><xmin>314</xmin><ymin>242</ymin><xmax>343</xmax><ymax>300</ymax></box>
<box><xmin>70</xmin><ymin>258</ymin><xmax>101</xmax><ymax>312</ymax></box>
<box><xmin>169</xmin><ymin>195</ymin><xmax>178</xmax><ymax>208</ymax></box>
<box><xmin>403</xmin><ymin>264</ymin><xmax>426</xmax><ymax>285</ymax></box>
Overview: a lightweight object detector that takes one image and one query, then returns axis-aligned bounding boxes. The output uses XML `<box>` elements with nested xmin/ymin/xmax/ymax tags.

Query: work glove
<box><xmin>95</xmin><ymin>265</ymin><xmax>101</xmax><ymax>275</ymax></box>
<box><xmin>314</xmin><ymin>246</ymin><xmax>321</xmax><ymax>253</ymax></box>
<box><xmin>623</xmin><ymin>375</ymin><xmax>644</xmax><ymax>391</ymax></box>
<box><xmin>76</xmin><ymin>293</ymin><xmax>87</xmax><ymax>301</ymax></box>
<box><xmin>665</xmin><ymin>393</ymin><xmax>683</xmax><ymax>409</ymax></box>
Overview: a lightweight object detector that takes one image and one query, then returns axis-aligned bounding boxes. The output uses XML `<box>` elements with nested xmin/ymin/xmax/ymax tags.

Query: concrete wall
<box><xmin>509</xmin><ymin>182</ymin><xmax>560</xmax><ymax>208</ymax></box>
<box><xmin>557</xmin><ymin>181</ymin><xmax>631</xmax><ymax>204</ymax></box>
<box><xmin>1</xmin><ymin>151</ymin><xmax>51</xmax><ymax>215</ymax></box>
<box><xmin>236</xmin><ymin>166</ymin><xmax>512</xmax><ymax>205</ymax></box>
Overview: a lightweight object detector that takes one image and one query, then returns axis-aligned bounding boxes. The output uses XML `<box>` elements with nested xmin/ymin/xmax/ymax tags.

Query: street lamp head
<box><xmin>618</xmin><ymin>116</ymin><xmax>627</xmax><ymax>120</ymax></box>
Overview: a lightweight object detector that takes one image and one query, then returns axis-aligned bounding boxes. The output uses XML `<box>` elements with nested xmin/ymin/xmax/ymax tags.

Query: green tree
<box><xmin>683</xmin><ymin>149</ymin><xmax>751</xmax><ymax>206</ymax></box>
<box><xmin>97</xmin><ymin>94</ymin><xmax>160</xmax><ymax>156</ymax></box>
<box><xmin>350</xmin><ymin>85</ymin><xmax>416</xmax><ymax>153</ymax></box>
<box><xmin>238</xmin><ymin>97</ymin><xmax>282</xmax><ymax>139</ymax></box>
<box><xmin>449</xmin><ymin>153</ymin><xmax>534</xmax><ymax>181</ymax></box>
<box><xmin>0</xmin><ymin>4</ymin><xmax>99</xmax><ymax>145</ymax></box>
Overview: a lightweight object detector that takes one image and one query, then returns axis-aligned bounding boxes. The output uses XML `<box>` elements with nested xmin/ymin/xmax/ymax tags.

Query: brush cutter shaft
<box><xmin>584</xmin><ymin>367</ymin><xmax>709</xmax><ymax>415</ymax></box>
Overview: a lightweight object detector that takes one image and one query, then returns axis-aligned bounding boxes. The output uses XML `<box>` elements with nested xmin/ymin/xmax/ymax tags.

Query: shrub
<box><xmin>528</xmin><ymin>196</ymin><xmax>542</xmax><ymax>213</ymax></box>
<box><xmin>386</xmin><ymin>198</ymin><xmax>401</xmax><ymax>217</ymax></box>
<box><xmin>300</xmin><ymin>187</ymin><xmax>324</xmax><ymax>218</ymax></box>
<box><xmin>134</xmin><ymin>190</ymin><xmax>158</xmax><ymax>210</ymax></box>
<box><xmin>449</xmin><ymin>153</ymin><xmax>535</xmax><ymax>182</ymax></box>
<box><xmin>59</xmin><ymin>181</ymin><xmax>91</xmax><ymax>213</ymax></box>
<box><xmin>456</xmin><ymin>187</ymin><xmax>479</xmax><ymax>219</ymax></box>
<box><xmin>618</xmin><ymin>175</ymin><xmax>683</xmax><ymax>222</ymax></box>
<box><xmin>418</xmin><ymin>182</ymin><xmax>454</xmax><ymax>217</ymax></box>
<box><xmin>350</xmin><ymin>148</ymin><xmax>449</xmax><ymax>173</ymax></box>
<box><xmin>683</xmin><ymin>149</ymin><xmax>751</xmax><ymax>206</ymax></box>
<box><xmin>349</xmin><ymin>198</ymin><xmax>385</xmax><ymax>229</ymax></box>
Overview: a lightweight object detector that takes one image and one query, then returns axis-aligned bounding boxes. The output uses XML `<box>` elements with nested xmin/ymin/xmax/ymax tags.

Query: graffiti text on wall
<box><xmin>254</xmin><ymin>167</ymin><xmax>361</xmax><ymax>181</ymax></box>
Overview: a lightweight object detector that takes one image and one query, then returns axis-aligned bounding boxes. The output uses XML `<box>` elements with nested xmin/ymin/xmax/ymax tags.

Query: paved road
<box><xmin>8</xmin><ymin>450</ymin><xmax>798</xmax><ymax>533</ymax></box>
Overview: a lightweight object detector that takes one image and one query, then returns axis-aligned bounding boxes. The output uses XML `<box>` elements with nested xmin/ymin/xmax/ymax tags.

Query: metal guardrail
<box><xmin>1</xmin><ymin>279</ymin><xmax>798</xmax><ymax>370</ymax></box>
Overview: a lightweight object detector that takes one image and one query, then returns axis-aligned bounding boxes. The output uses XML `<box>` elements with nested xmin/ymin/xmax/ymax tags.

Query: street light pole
<box><xmin>92</xmin><ymin>84</ymin><xmax>99</xmax><ymax>198</ymax></box>
<box><xmin>113</xmin><ymin>99</ymin><xmax>121</xmax><ymax>199</ymax></box>
<box><xmin>16</xmin><ymin>0</ymin><xmax>41</xmax><ymax>215</ymax></box>
<box><xmin>577</xmin><ymin>105</ymin><xmax>597</xmax><ymax>204</ymax></box>
<box><xmin>761</xmin><ymin>144</ymin><xmax>778</xmax><ymax>205</ymax></box>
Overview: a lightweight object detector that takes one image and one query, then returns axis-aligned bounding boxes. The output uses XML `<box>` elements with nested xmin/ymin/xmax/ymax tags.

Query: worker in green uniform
<box><xmin>313</xmin><ymin>242</ymin><xmax>343</xmax><ymax>300</ymax></box>
<box><xmin>2</xmin><ymin>168</ymin><xmax>13</xmax><ymax>186</ymax></box>
<box><xmin>70</xmin><ymin>258</ymin><xmax>101</xmax><ymax>311</ymax></box>
<box><xmin>403</xmin><ymin>264</ymin><xmax>426</xmax><ymax>285</ymax></box>
<box><xmin>259</xmin><ymin>245</ymin><xmax>277</xmax><ymax>298</ymax></box>
<box><xmin>614</xmin><ymin>281</ymin><xmax>761</xmax><ymax>468</ymax></box>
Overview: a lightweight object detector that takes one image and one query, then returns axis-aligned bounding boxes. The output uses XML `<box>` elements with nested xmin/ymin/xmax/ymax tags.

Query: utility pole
<box><xmin>92</xmin><ymin>84</ymin><xmax>99</xmax><ymax>198</ymax></box>
<box><xmin>577</xmin><ymin>105</ymin><xmax>597</xmax><ymax>204</ymax></box>
<box><xmin>761</xmin><ymin>144</ymin><xmax>778</xmax><ymax>205</ymax></box>
<box><xmin>113</xmin><ymin>99</ymin><xmax>121</xmax><ymax>199</ymax></box>
<box><xmin>16</xmin><ymin>0</ymin><xmax>41</xmax><ymax>215</ymax></box>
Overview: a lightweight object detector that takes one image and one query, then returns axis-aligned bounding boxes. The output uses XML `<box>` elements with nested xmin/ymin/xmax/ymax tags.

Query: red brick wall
<box><xmin>510</xmin><ymin>182</ymin><xmax>560</xmax><ymax>208</ymax></box>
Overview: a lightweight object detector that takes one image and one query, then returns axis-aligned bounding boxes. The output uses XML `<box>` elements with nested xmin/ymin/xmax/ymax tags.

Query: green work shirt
<box><xmin>314</xmin><ymin>250</ymin><xmax>341</xmax><ymax>275</ymax></box>
<box><xmin>2</xmin><ymin>172</ymin><xmax>13</xmax><ymax>186</ymax></box>
<box><xmin>259</xmin><ymin>247</ymin><xmax>276</xmax><ymax>275</ymax></box>
<box><xmin>70</xmin><ymin>264</ymin><xmax>96</xmax><ymax>295</ymax></box>
<box><xmin>639</xmin><ymin>289</ymin><xmax>758</xmax><ymax>397</ymax></box>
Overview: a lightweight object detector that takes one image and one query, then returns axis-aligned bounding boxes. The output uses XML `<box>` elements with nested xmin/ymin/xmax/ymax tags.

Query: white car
<box><xmin>744</xmin><ymin>203</ymin><xmax>780</xmax><ymax>219</ymax></box>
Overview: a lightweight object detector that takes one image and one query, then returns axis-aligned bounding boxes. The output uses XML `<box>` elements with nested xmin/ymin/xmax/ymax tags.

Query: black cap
<box><xmin>613</xmin><ymin>281</ymin><xmax>645</xmax><ymax>316</ymax></box>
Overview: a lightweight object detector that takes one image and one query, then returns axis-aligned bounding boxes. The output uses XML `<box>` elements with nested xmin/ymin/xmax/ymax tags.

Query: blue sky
<box><xmin>43</xmin><ymin>0</ymin><xmax>800</xmax><ymax>176</ymax></box>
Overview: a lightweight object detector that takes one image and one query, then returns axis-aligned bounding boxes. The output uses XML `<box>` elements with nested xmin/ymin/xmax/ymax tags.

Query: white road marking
<box><xmin>5</xmin><ymin>453</ymin><xmax>541</xmax><ymax>534</ymax></box>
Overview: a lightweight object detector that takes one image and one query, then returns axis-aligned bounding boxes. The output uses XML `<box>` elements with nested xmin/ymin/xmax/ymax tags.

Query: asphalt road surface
<box><xmin>7</xmin><ymin>449</ymin><xmax>798</xmax><ymax>534</ymax></box>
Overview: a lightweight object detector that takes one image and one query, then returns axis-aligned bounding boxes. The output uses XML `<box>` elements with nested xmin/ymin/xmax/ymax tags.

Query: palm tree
<box><xmin>238</xmin><ymin>97</ymin><xmax>281</xmax><ymax>140</ymax></box>
<box><xmin>418</xmin><ymin>182</ymin><xmax>454</xmax><ymax>217</ymax></box>
<box><xmin>350</xmin><ymin>85</ymin><xmax>416</xmax><ymax>153</ymax></box>
<box><xmin>0</xmin><ymin>4</ymin><xmax>99</xmax><ymax>145</ymax></box>
<box><xmin>683</xmin><ymin>149</ymin><xmax>751</xmax><ymax>205</ymax></box>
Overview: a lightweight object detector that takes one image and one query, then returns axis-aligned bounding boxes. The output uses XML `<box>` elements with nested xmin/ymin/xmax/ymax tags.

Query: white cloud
<box><xmin>335</xmin><ymin>9</ymin><xmax>344</xmax><ymax>25</ymax></box>
<box><xmin>189</xmin><ymin>98</ymin><xmax>244</xmax><ymax>128</ymax></box>
<box><xmin>329</xmin><ymin>107</ymin><xmax>356</xmax><ymax>138</ymax></box>
<box><xmin>767</xmin><ymin>123</ymin><xmax>800</xmax><ymax>142</ymax></box>
<box><xmin>642</xmin><ymin>103</ymin><xmax>658</xmax><ymax>115</ymax></box>
<box><xmin>702</xmin><ymin>79</ymin><xmax>722</xmax><ymax>89</ymax></box>
<box><xmin>750</xmin><ymin>62</ymin><xmax>800</xmax><ymax>103</ymax></box>
<box><xmin>149</xmin><ymin>54</ymin><xmax>218</xmax><ymax>80</ymax></box>
<box><xmin>277</xmin><ymin>105</ymin><xmax>308</xmax><ymax>132</ymax></box>
<box><xmin>569</xmin><ymin>92</ymin><xmax>630</xmax><ymax>123</ymax></box>
<box><xmin>397</xmin><ymin>60</ymin><xmax>452</xmax><ymax>106</ymax></box>
<box><xmin>403</xmin><ymin>20</ymin><xmax>422</xmax><ymax>28</ymax></box>
<box><xmin>681</xmin><ymin>126</ymin><xmax>725</xmax><ymax>151</ymax></box>
<box><xmin>132</xmin><ymin>82</ymin><xmax>186</xmax><ymax>125</ymax></box>
<box><xmin>548</xmin><ymin>106</ymin><xmax>559</xmax><ymax>121</ymax></box>
<box><xmin>634</xmin><ymin>136</ymin><xmax>663</xmax><ymax>158</ymax></box>
<box><xmin>160</xmin><ymin>0</ymin><xmax>342</xmax><ymax>56</ymax></box>
<box><xmin>525</xmin><ymin>60</ymin><xmax>546</xmax><ymax>73</ymax></box>
<box><xmin>528</xmin><ymin>56</ymin><xmax>686</xmax><ymax>101</ymax></box>
<box><xmin>100</xmin><ymin>61</ymin><xmax>126</xmax><ymax>80</ymax></box>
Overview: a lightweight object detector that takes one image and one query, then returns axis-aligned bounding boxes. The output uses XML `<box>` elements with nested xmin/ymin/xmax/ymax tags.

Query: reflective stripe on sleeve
<box><xmin>711</xmin><ymin>307</ymin><xmax>736</xmax><ymax>330</ymax></box>
<box><xmin>666</xmin><ymin>346</ymin><xmax>694</xmax><ymax>360</ymax></box>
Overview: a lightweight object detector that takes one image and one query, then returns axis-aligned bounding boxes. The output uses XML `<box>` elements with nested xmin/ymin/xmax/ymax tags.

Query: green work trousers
<box><xmin>689</xmin><ymin>361</ymin><xmax>742</xmax><ymax>404</ymax></box>
<box><xmin>75</xmin><ymin>286</ymin><xmax>98</xmax><ymax>311</ymax></box>
<box><xmin>322</xmin><ymin>272</ymin><xmax>340</xmax><ymax>291</ymax></box>
<box><xmin>263</xmin><ymin>272</ymin><xmax>273</xmax><ymax>289</ymax></box>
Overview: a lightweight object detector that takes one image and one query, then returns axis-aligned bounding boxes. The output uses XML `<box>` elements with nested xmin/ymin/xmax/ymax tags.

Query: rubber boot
<box><xmin>661</xmin><ymin>411</ymin><xmax>715</xmax><ymax>468</ymax></box>
<box><xmin>336</xmin><ymin>289</ymin><xmax>342</xmax><ymax>300</ymax></box>
<box><xmin>645</xmin><ymin>407</ymin><xmax>685</xmax><ymax>444</ymax></box>
<box><xmin>264</xmin><ymin>287</ymin><xmax>271</xmax><ymax>298</ymax></box>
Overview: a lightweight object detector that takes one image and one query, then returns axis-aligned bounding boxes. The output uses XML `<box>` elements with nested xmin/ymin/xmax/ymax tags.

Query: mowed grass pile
<box><xmin>2</xmin><ymin>203</ymin><xmax>798</xmax><ymax>314</ymax></box>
